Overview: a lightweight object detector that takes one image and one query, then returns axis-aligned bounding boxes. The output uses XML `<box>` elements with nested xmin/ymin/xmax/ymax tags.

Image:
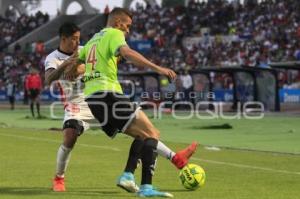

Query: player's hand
<box><xmin>64</xmin><ymin>52</ymin><xmax>80</xmax><ymax>80</ymax></box>
<box><xmin>64</xmin><ymin>52</ymin><xmax>79</xmax><ymax>73</ymax></box>
<box><xmin>64</xmin><ymin>51</ymin><xmax>78</xmax><ymax>67</ymax></box>
<box><xmin>158</xmin><ymin>67</ymin><xmax>177</xmax><ymax>81</ymax></box>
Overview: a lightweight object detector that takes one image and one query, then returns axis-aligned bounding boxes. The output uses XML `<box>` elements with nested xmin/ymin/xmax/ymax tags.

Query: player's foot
<box><xmin>117</xmin><ymin>172</ymin><xmax>139</xmax><ymax>193</ymax></box>
<box><xmin>172</xmin><ymin>141</ymin><xmax>198</xmax><ymax>169</ymax></box>
<box><xmin>52</xmin><ymin>176</ymin><xmax>65</xmax><ymax>192</ymax></box>
<box><xmin>137</xmin><ymin>184</ymin><xmax>173</xmax><ymax>198</ymax></box>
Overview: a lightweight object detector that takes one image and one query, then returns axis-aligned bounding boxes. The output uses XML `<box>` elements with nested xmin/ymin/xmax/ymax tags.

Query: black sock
<box><xmin>36</xmin><ymin>102</ymin><xmax>40</xmax><ymax>116</ymax></box>
<box><xmin>141</xmin><ymin>138</ymin><xmax>158</xmax><ymax>185</ymax></box>
<box><xmin>30</xmin><ymin>103</ymin><xmax>34</xmax><ymax>117</ymax></box>
<box><xmin>124</xmin><ymin>139</ymin><xmax>144</xmax><ymax>174</ymax></box>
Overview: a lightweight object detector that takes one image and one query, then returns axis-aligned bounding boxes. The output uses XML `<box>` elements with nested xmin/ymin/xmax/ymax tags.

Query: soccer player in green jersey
<box><xmin>78</xmin><ymin>8</ymin><xmax>198</xmax><ymax>197</ymax></box>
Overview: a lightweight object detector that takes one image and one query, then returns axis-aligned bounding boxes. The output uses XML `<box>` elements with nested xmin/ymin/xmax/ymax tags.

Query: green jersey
<box><xmin>79</xmin><ymin>27</ymin><xmax>127</xmax><ymax>96</ymax></box>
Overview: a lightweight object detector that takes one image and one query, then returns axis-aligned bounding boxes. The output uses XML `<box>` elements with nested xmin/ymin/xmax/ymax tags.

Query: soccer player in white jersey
<box><xmin>45</xmin><ymin>22</ymin><xmax>93</xmax><ymax>192</ymax></box>
<box><xmin>45</xmin><ymin>22</ymin><xmax>197</xmax><ymax>195</ymax></box>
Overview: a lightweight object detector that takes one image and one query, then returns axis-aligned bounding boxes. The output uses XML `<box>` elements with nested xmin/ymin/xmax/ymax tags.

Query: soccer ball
<box><xmin>179</xmin><ymin>163</ymin><xmax>206</xmax><ymax>190</ymax></box>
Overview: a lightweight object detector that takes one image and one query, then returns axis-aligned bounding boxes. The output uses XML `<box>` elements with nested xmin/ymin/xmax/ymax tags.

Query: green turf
<box><xmin>0</xmin><ymin>107</ymin><xmax>300</xmax><ymax>199</ymax></box>
<box><xmin>1</xmin><ymin>108</ymin><xmax>300</xmax><ymax>153</ymax></box>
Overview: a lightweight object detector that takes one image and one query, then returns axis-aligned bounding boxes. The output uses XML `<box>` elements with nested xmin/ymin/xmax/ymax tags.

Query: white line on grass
<box><xmin>1</xmin><ymin>132</ymin><xmax>299</xmax><ymax>175</ymax></box>
<box><xmin>0</xmin><ymin>133</ymin><xmax>120</xmax><ymax>151</ymax></box>
<box><xmin>192</xmin><ymin>157</ymin><xmax>300</xmax><ymax>175</ymax></box>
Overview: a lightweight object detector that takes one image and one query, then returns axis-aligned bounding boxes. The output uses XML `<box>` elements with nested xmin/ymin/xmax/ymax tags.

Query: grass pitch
<box><xmin>0</xmin><ymin>106</ymin><xmax>299</xmax><ymax>199</ymax></box>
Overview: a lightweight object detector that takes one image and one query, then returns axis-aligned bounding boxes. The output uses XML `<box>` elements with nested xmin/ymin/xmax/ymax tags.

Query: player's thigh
<box><xmin>125</xmin><ymin>110</ymin><xmax>160</xmax><ymax>140</ymax></box>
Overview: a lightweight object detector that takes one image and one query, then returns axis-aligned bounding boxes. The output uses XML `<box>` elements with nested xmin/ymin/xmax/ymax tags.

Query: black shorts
<box><xmin>28</xmin><ymin>89</ymin><xmax>40</xmax><ymax>100</ymax></box>
<box><xmin>63</xmin><ymin>119</ymin><xmax>84</xmax><ymax>136</ymax></box>
<box><xmin>85</xmin><ymin>92</ymin><xmax>140</xmax><ymax>138</ymax></box>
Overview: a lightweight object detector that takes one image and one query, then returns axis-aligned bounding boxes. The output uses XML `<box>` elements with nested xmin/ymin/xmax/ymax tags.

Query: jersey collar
<box><xmin>57</xmin><ymin>48</ymin><xmax>73</xmax><ymax>56</ymax></box>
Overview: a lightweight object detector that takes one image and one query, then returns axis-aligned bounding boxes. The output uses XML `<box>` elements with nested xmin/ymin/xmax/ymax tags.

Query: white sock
<box><xmin>157</xmin><ymin>141</ymin><xmax>176</xmax><ymax>160</ymax></box>
<box><xmin>56</xmin><ymin>144</ymin><xmax>72</xmax><ymax>177</ymax></box>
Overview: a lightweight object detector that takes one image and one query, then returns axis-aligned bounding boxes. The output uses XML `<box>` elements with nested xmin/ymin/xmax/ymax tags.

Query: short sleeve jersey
<box><xmin>79</xmin><ymin>27</ymin><xmax>127</xmax><ymax>96</ymax></box>
<box><xmin>44</xmin><ymin>47</ymin><xmax>85</xmax><ymax>103</ymax></box>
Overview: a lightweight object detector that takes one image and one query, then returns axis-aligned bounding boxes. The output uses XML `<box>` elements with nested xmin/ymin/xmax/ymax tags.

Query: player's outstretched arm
<box><xmin>119</xmin><ymin>45</ymin><xmax>177</xmax><ymax>81</ymax></box>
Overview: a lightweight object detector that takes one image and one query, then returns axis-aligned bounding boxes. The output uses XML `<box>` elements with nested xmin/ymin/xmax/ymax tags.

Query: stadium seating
<box><xmin>0</xmin><ymin>0</ymin><xmax>299</xmax><ymax>94</ymax></box>
<box><xmin>0</xmin><ymin>11</ymin><xmax>49</xmax><ymax>50</ymax></box>
<box><xmin>128</xmin><ymin>0</ymin><xmax>300</xmax><ymax>70</ymax></box>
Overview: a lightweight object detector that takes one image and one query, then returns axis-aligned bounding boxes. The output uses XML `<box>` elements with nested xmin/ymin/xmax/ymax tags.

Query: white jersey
<box><xmin>45</xmin><ymin>48</ymin><xmax>85</xmax><ymax>103</ymax></box>
<box><xmin>44</xmin><ymin>47</ymin><xmax>94</xmax><ymax>130</ymax></box>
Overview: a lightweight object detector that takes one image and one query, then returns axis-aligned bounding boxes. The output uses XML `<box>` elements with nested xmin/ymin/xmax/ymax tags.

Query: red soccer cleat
<box><xmin>172</xmin><ymin>141</ymin><xmax>198</xmax><ymax>169</ymax></box>
<box><xmin>52</xmin><ymin>176</ymin><xmax>66</xmax><ymax>192</ymax></box>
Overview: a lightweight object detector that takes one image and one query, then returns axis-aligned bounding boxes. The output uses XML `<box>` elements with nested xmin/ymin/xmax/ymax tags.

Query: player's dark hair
<box><xmin>59</xmin><ymin>22</ymin><xmax>80</xmax><ymax>37</ymax></box>
<box><xmin>108</xmin><ymin>7</ymin><xmax>133</xmax><ymax>20</ymax></box>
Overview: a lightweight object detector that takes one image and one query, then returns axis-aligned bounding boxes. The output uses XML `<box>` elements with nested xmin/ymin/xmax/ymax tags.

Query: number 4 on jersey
<box><xmin>87</xmin><ymin>44</ymin><xmax>97</xmax><ymax>70</ymax></box>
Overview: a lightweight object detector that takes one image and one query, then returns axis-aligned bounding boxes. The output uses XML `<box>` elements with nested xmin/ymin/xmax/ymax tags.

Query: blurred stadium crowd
<box><xmin>128</xmin><ymin>0</ymin><xmax>300</xmax><ymax>70</ymax></box>
<box><xmin>0</xmin><ymin>9</ymin><xmax>49</xmax><ymax>49</ymax></box>
<box><xmin>0</xmin><ymin>0</ymin><xmax>299</xmax><ymax>93</ymax></box>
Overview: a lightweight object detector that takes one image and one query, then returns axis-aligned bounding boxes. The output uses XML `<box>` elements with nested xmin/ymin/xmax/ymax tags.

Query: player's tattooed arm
<box><xmin>45</xmin><ymin>52</ymin><xmax>79</xmax><ymax>85</ymax></box>
<box><xmin>45</xmin><ymin>67</ymin><xmax>66</xmax><ymax>85</ymax></box>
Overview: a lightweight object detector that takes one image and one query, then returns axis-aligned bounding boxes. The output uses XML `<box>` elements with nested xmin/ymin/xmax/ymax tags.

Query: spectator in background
<box><xmin>104</xmin><ymin>5</ymin><xmax>110</xmax><ymax>23</ymax></box>
<box><xmin>14</xmin><ymin>43</ymin><xmax>21</xmax><ymax>53</ymax></box>
<box><xmin>6</xmin><ymin>79</ymin><xmax>16</xmax><ymax>110</ymax></box>
<box><xmin>104</xmin><ymin>5</ymin><xmax>110</xmax><ymax>14</ymax></box>
<box><xmin>35</xmin><ymin>40</ymin><xmax>45</xmax><ymax>55</ymax></box>
<box><xmin>24</xmin><ymin>42</ymin><xmax>33</xmax><ymax>54</ymax></box>
<box><xmin>23</xmin><ymin>75</ymin><xmax>29</xmax><ymax>105</ymax></box>
<box><xmin>160</xmin><ymin>77</ymin><xmax>176</xmax><ymax>110</ymax></box>
<box><xmin>179</xmin><ymin>70</ymin><xmax>193</xmax><ymax>102</ymax></box>
<box><xmin>294</xmin><ymin>44</ymin><xmax>300</xmax><ymax>61</ymax></box>
<box><xmin>25</xmin><ymin>68</ymin><xmax>42</xmax><ymax>118</ymax></box>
